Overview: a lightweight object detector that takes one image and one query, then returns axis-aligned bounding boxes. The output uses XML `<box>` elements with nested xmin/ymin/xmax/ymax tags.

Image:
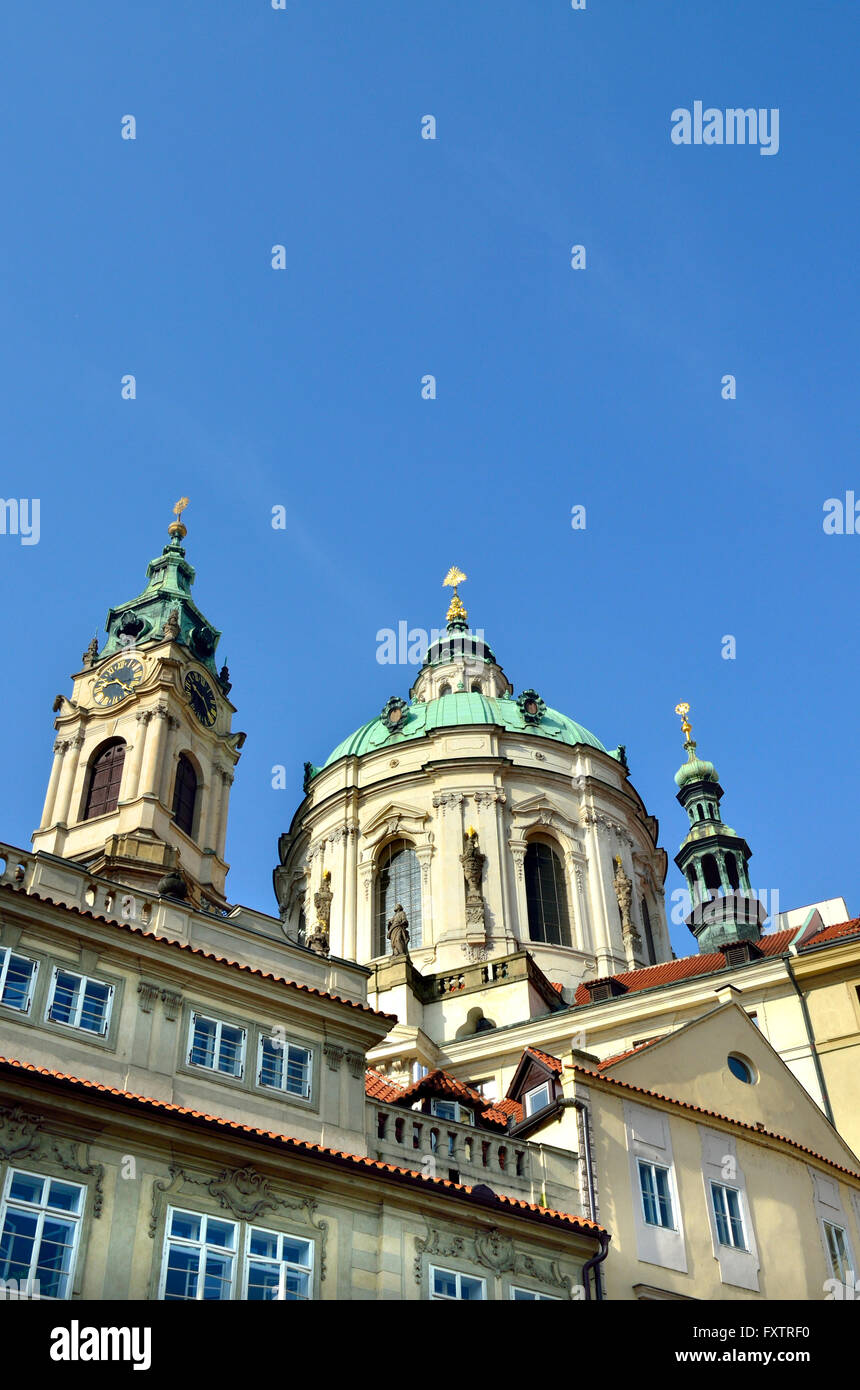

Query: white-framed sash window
<box><xmin>0</xmin><ymin>1168</ymin><xmax>86</xmax><ymax>1299</ymax></box>
<box><xmin>0</xmin><ymin>946</ymin><xmax>38</xmax><ymax>1014</ymax></box>
<box><xmin>45</xmin><ymin>967</ymin><xmax>112</xmax><ymax>1035</ymax></box>
<box><xmin>187</xmin><ymin>1013</ymin><xmax>246</xmax><ymax>1077</ymax></box>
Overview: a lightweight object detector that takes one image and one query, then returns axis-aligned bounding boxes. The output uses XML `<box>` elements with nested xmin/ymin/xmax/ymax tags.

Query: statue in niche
<box><xmin>387</xmin><ymin>903</ymin><xmax>410</xmax><ymax>958</ymax></box>
<box><xmin>460</xmin><ymin>827</ymin><xmax>487</xmax><ymax>928</ymax></box>
<box><xmin>163</xmin><ymin>608</ymin><xmax>181</xmax><ymax>641</ymax></box>
<box><xmin>307</xmin><ymin>870</ymin><xmax>333</xmax><ymax>956</ymax></box>
<box><xmin>613</xmin><ymin>855</ymin><xmax>639</xmax><ymax>944</ymax></box>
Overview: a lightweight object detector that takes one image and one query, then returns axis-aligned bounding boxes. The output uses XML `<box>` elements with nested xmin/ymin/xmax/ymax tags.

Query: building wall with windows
<box><xmin>0</xmin><ymin>1063</ymin><xmax>601</xmax><ymax>1302</ymax></box>
<box><xmin>570</xmin><ymin>1072</ymin><xmax>860</xmax><ymax>1301</ymax></box>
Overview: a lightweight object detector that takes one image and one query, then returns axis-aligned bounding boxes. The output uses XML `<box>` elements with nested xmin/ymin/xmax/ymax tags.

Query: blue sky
<box><xmin>2</xmin><ymin>1</ymin><xmax>857</xmax><ymax>956</ymax></box>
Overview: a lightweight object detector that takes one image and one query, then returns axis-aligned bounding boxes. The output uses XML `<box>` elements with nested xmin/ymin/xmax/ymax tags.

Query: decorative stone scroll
<box><xmin>414</xmin><ymin>1222</ymin><xmax>575</xmax><ymax>1297</ymax></box>
<box><xmin>149</xmin><ymin>1164</ymin><xmax>328</xmax><ymax>1277</ymax></box>
<box><xmin>0</xmin><ymin>1105</ymin><xmax>104</xmax><ymax>1216</ymax></box>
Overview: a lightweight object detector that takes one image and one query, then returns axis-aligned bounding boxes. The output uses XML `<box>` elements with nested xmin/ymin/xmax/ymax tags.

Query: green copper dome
<box><xmin>321</xmin><ymin>691</ymin><xmax>608</xmax><ymax>769</ymax></box>
<box><xmin>674</xmin><ymin>743</ymin><xmax>718</xmax><ymax>788</ymax></box>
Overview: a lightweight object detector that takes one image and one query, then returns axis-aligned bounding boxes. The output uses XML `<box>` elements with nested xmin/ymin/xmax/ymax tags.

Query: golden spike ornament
<box><xmin>443</xmin><ymin>566</ymin><xmax>468</xmax><ymax>625</ymax></box>
<box><xmin>675</xmin><ymin>701</ymin><xmax>693</xmax><ymax>745</ymax></box>
<box><xmin>168</xmin><ymin>497</ymin><xmax>190</xmax><ymax>540</ymax></box>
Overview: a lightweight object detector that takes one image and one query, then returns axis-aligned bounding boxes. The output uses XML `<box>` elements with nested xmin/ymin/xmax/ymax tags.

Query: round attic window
<box><xmin>727</xmin><ymin>1054</ymin><xmax>756</xmax><ymax>1084</ymax></box>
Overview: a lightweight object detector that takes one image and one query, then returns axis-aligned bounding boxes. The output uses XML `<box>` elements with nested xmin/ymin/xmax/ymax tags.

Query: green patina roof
<box><xmin>321</xmin><ymin>691</ymin><xmax>608</xmax><ymax>768</ymax></box>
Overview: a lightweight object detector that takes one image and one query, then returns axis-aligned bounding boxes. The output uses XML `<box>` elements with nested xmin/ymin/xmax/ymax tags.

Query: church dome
<box><xmin>322</xmin><ymin>690</ymin><xmax>608</xmax><ymax>769</ymax></box>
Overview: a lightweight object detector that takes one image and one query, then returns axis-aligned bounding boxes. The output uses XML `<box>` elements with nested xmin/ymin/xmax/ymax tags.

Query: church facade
<box><xmin>1</xmin><ymin>514</ymin><xmax>859</xmax><ymax>1301</ymax></box>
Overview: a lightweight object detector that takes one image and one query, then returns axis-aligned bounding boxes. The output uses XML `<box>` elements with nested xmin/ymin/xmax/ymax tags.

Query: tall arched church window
<box><xmin>375</xmin><ymin>841</ymin><xmax>423</xmax><ymax>956</ymax></box>
<box><xmin>640</xmin><ymin>897</ymin><xmax>656</xmax><ymax>964</ymax></box>
<box><xmin>439</xmin><ymin>683</ymin><xmax>451</xmax><ymax>696</ymax></box>
<box><xmin>524</xmin><ymin>841</ymin><xmax>571</xmax><ymax>947</ymax></box>
<box><xmin>172</xmin><ymin>754</ymin><xmax>198</xmax><ymax>837</ymax></box>
<box><xmin>83</xmin><ymin>739</ymin><xmax>126</xmax><ymax>821</ymax></box>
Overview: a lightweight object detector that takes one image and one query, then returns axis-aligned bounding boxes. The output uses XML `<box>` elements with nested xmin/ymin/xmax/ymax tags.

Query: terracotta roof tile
<box><xmin>596</xmin><ymin>1038</ymin><xmax>662</xmax><ymax>1070</ymax></box>
<box><xmin>803</xmin><ymin>917</ymin><xmax>860</xmax><ymax>947</ymax></box>
<box><xmin>573</xmin><ymin>1064</ymin><xmax>860</xmax><ymax>1182</ymax></box>
<box><xmin>573</xmin><ymin>929</ymin><xmax>799</xmax><ymax>1005</ymax></box>
<box><xmin>0</xmin><ymin>1056</ymin><xmax>605</xmax><ymax>1238</ymax></box>
<box><xmin>395</xmin><ymin>1069</ymin><xmax>488</xmax><ymax>1108</ymax></box>
<box><xmin>365</xmin><ymin>1069</ymin><xmax>406</xmax><ymax>1103</ymax></box>
<box><xmin>0</xmin><ymin>882</ymin><xmax>393</xmax><ymax>1021</ymax></box>
<box><xmin>489</xmin><ymin>1096</ymin><xmax>524</xmax><ymax>1125</ymax></box>
<box><xmin>525</xmin><ymin>1046</ymin><xmax>563</xmax><ymax>1075</ymax></box>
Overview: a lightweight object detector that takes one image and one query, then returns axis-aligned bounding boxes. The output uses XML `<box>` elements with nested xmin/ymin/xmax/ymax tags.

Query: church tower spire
<box><xmin>32</xmin><ymin>502</ymin><xmax>245</xmax><ymax>911</ymax></box>
<box><xmin>672</xmin><ymin>703</ymin><xmax>765</xmax><ymax>954</ymax></box>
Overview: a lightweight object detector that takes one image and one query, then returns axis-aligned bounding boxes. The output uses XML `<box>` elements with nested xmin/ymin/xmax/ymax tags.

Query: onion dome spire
<box><xmin>672</xmin><ymin>703</ymin><xmax>762</xmax><ymax>954</ymax></box>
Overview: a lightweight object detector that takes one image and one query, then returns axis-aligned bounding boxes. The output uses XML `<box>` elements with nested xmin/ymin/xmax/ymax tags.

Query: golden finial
<box><xmin>466</xmin><ymin>825</ymin><xmax>477</xmax><ymax>838</ymax></box>
<box><xmin>675</xmin><ymin>701</ymin><xmax>693</xmax><ymax>745</ymax></box>
<box><xmin>168</xmin><ymin>497</ymin><xmax>190</xmax><ymax>540</ymax></box>
<box><xmin>443</xmin><ymin>565</ymin><xmax>468</xmax><ymax>625</ymax></box>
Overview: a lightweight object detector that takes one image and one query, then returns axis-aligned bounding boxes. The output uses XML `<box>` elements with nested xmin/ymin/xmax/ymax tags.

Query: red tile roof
<box><xmin>573</xmin><ymin>929</ymin><xmax>799</xmax><ymax>1005</ymax></box>
<box><xmin>488</xmin><ymin>1096</ymin><xmax>524</xmax><ymax>1125</ymax></box>
<box><xmin>597</xmin><ymin>1038</ymin><xmax>662</xmax><ymax>1070</ymax></box>
<box><xmin>0</xmin><ymin>882</ymin><xmax>393</xmax><ymax>1020</ymax></box>
<box><xmin>394</xmin><ymin>1068</ymin><xmax>491</xmax><ymax>1109</ymax></box>
<box><xmin>365</xmin><ymin>1069</ymin><xmax>407</xmax><ymax>1103</ymax></box>
<box><xmin>573</xmin><ymin>1064</ymin><xmax>860</xmax><ymax>1181</ymax></box>
<box><xmin>525</xmin><ymin>1046</ymin><xmax>563</xmax><ymax>1075</ymax></box>
<box><xmin>0</xmin><ymin>1056</ymin><xmax>604</xmax><ymax>1238</ymax></box>
<box><xmin>803</xmin><ymin>917</ymin><xmax>860</xmax><ymax>947</ymax></box>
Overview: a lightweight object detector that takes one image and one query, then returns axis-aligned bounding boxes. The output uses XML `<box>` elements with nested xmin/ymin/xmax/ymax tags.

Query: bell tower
<box><xmin>672</xmin><ymin>703</ymin><xmax>765</xmax><ymax>954</ymax></box>
<box><xmin>32</xmin><ymin>501</ymin><xmax>245</xmax><ymax>910</ymax></box>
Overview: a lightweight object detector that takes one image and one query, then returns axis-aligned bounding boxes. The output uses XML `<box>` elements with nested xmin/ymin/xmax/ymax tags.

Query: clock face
<box><xmin>184</xmin><ymin>670</ymin><xmax>217</xmax><ymax>727</ymax></box>
<box><xmin>93</xmin><ymin>656</ymin><xmax>144</xmax><ymax>707</ymax></box>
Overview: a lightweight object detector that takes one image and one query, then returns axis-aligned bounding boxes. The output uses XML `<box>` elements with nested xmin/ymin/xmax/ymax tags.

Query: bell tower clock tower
<box><xmin>32</xmin><ymin>501</ymin><xmax>245</xmax><ymax>910</ymax></box>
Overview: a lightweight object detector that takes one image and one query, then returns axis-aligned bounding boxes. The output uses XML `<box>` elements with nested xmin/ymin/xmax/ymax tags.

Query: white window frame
<box><xmin>710</xmin><ymin>1182</ymin><xmax>748</xmax><ymax>1250</ymax></box>
<box><xmin>0</xmin><ymin>1167</ymin><xmax>86</xmax><ymax>1300</ymax></box>
<box><xmin>430</xmin><ymin>1099</ymin><xmax>473</xmax><ymax>1126</ymax></box>
<box><xmin>822</xmin><ymin>1219</ymin><xmax>851</xmax><ymax>1283</ymax></box>
<box><xmin>244</xmin><ymin>1224</ymin><xmax>314</xmax><ymax>1301</ymax></box>
<box><xmin>187</xmin><ymin>1012</ymin><xmax>246</xmax><ymax>1078</ymax></box>
<box><xmin>638</xmin><ymin>1158</ymin><xmax>677</xmax><ymax>1231</ymax></box>
<box><xmin>429</xmin><ymin>1264</ymin><xmax>487</xmax><ymax>1300</ymax></box>
<box><xmin>159</xmin><ymin>1207</ymin><xmax>239</xmax><ymax>1301</ymax></box>
<box><xmin>510</xmin><ymin>1285</ymin><xmax>561</xmax><ymax>1300</ymax></box>
<box><xmin>524</xmin><ymin>1081</ymin><xmax>552</xmax><ymax>1116</ymax></box>
<box><xmin>45</xmin><ymin>966</ymin><xmax>113</xmax><ymax>1036</ymax></box>
<box><xmin>256</xmin><ymin>1035</ymin><xmax>311</xmax><ymax>1098</ymax></box>
<box><xmin>0</xmin><ymin>946</ymin><xmax>38</xmax><ymax>1014</ymax></box>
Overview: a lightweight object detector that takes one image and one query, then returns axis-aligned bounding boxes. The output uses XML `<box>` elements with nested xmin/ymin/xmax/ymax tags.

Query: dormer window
<box><xmin>523</xmin><ymin>1082</ymin><xmax>552</xmax><ymax>1117</ymax></box>
<box><xmin>430</xmin><ymin>1099</ymin><xmax>473</xmax><ymax>1126</ymax></box>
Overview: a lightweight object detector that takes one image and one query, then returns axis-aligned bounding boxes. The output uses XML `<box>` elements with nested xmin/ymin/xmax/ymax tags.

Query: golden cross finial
<box><xmin>168</xmin><ymin>497</ymin><xmax>190</xmax><ymax>540</ymax></box>
<box><xmin>443</xmin><ymin>566</ymin><xmax>468</xmax><ymax>625</ymax></box>
<box><xmin>675</xmin><ymin>701</ymin><xmax>693</xmax><ymax>745</ymax></box>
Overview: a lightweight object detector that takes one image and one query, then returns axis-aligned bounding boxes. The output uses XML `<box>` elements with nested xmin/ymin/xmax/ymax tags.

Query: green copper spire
<box><xmin>96</xmin><ymin>499</ymin><xmax>227</xmax><ymax>683</ymax></box>
<box><xmin>672</xmin><ymin>703</ymin><xmax>763</xmax><ymax>954</ymax></box>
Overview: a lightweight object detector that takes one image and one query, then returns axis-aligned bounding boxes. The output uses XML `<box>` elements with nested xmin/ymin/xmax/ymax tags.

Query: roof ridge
<box><xmin>0</xmin><ymin>882</ymin><xmax>393</xmax><ymax>1020</ymax></box>
<box><xmin>573</xmin><ymin>1064</ymin><xmax>860</xmax><ymax>1181</ymax></box>
<box><xmin>0</xmin><ymin>1055</ymin><xmax>604</xmax><ymax>1237</ymax></box>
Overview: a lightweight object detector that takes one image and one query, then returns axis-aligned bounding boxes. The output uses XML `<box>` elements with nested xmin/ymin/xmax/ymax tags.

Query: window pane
<box><xmin>259</xmin><ymin>1036</ymin><xmax>283</xmax><ymax>1088</ymax></box>
<box><xmin>282</xmin><ymin>1237</ymin><xmax>312</xmax><ymax>1268</ymax></box>
<box><xmin>164</xmin><ymin>1245</ymin><xmax>200</xmax><ymax>1301</ymax></box>
<box><xmin>202</xmin><ymin>1251</ymin><xmax>233</xmax><ymax>1300</ymax></box>
<box><xmin>246</xmin><ymin>1260</ymin><xmax>281</xmax><ymax>1300</ymax></box>
<box><xmin>36</xmin><ymin>1217</ymin><xmax>76</xmax><ymax>1298</ymax></box>
<box><xmin>169</xmin><ymin>1210</ymin><xmax>202</xmax><ymax>1243</ymax></box>
<box><xmin>80</xmin><ymin>981</ymin><xmax>111</xmax><ymax>1033</ymax></box>
<box><xmin>205</xmin><ymin>1218</ymin><xmax>235</xmax><ymax>1250</ymax></box>
<box><xmin>9</xmin><ymin>1173</ymin><xmax>44</xmax><ymax>1205</ymax></box>
<box><xmin>639</xmin><ymin>1162</ymin><xmax>658</xmax><ymax>1225</ymax></box>
<box><xmin>1</xmin><ymin>954</ymin><xmax>36</xmax><ymax>1011</ymax></box>
<box><xmin>654</xmin><ymin>1166</ymin><xmax>673</xmax><ymax>1227</ymax></box>
<box><xmin>524</xmin><ymin>843</ymin><xmax>571</xmax><ymax>946</ymax></box>
<box><xmin>47</xmin><ymin>1181</ymin><xmax>83</xmax><ymax>1214</ymax></box>
<box><xmin>190</xmin><ymin>1018</ymin><xmax>217</xmax><ymax>1068</ymax></box>
<box><xmin>0</xmin><ymin>1210</ymin><xmax>38</xmax><ymax>1283</ymax></box>
<box><xmin>49</xmin><ymin>972</ymin><xmax>80</xmax><ymax>1025</ymax></box>
<box><xmin>283</xmin><ymin>1269</ymin><xmax>310</xmax><ymax>1300</ymax></box>
<box><xmin>218</xmin><ymin>1025</ymin><xmax>244</xmax><ymax>1076</ymax></box>
<box><xmin>460</xmin><ymin>1274</ymin><xmax>485</xmax><ymax>1300</ymax></box>
<box><xmin>375</xmin><ymin>842</ymin><xmax>423</xmax><ymax>954</ymax></box>
<box><xmin>432</xmin><ymin>1268</ymin><xmax>458</xmax><ymax>1299</ymax></box>
<box><xmin>249</xmin><ymin>1229</ymin><xmax>279</xmax><ymax>1261</ymax></box>
<box><xmin>285</xmin><ymin>1046</ymin><xmax>310</xmax><ymax>1096</ymax></box>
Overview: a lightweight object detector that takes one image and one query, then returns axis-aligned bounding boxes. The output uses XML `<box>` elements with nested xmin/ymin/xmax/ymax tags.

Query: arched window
<box><xmin>471</xmin><ymin>681</ymin><xmax>482</xmax><ymax>694</ymax></box>
<box><xmin>702</xmin><ymin>853</ymin><xmax>721</xmax><ymax>893</ymax></box>
<box><xmin>524</xmin><ymin>841</ymin><xmax>571</xmax><ymax>946</ymax></box>
<box><xmin>726</xmin><ymin>853</ymin><xmax>740</xmax><ymax>891</ymax></box>
<box><xmin>439</xmin><ymin>683</ymin><xmax>451</xmax><ymax>697</ymax></box>
<box><xmin>83</xmin><ymin>740</ymin><xmax>126</xmax><ymax>821</ymax></box>
<box><xmin>172</xmin><ymin>754</ymin><xmax>198</xmax><ymax>837</ymax></box>
<box><xmin>375</xmin><ymin>840</ymin><xmax>422</xmax><ymax>955</ymax></box>
<box><xmin>640</xmin><ymin>896</ymin><xmax>656</xmax><ymax>964</ymax></box>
